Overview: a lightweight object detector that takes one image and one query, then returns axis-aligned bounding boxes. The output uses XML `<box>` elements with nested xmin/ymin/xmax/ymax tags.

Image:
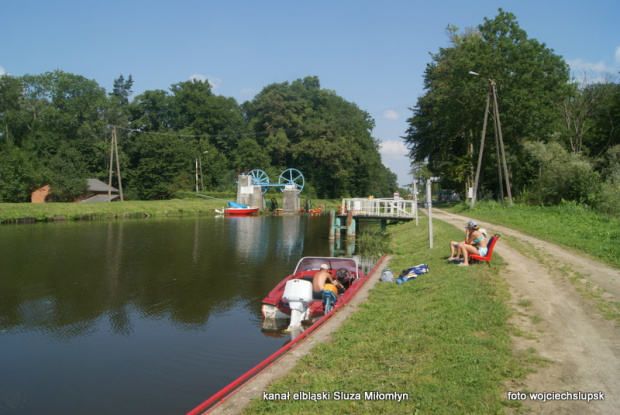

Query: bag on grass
<box><xmin>380</xmin><ymin>269</ymin><xmax>394</xmax><ymax>283</ymax></box>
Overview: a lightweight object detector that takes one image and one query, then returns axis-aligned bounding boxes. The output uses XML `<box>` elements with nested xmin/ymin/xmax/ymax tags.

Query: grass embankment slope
<box><xmin>244</xmin><ymin>218</ymin><xmax>521</xmax><ymax>414</ymax></box>
<box><xmin>0</xmin><ymin>196</ymin><xmax>341</xmax><ymax>223</ymax></box>
<box><xmin>0</xmin><ymin>199</ymin><xmax>221</xmax><ymax>222</ymax></box>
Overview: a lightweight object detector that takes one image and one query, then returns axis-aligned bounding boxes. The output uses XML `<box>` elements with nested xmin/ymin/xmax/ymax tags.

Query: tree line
<box><xmin>0</xmin><ymin>74</ymin><xmax>399</xmax><ymax>202</ymax></box>
<box><xmin>404</xmin><ymin>9</ymin><xmax>620</xmax><ymax>216</ymax></box>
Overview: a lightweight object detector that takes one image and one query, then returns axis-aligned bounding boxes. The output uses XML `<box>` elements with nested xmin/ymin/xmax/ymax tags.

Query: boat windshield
<box><xmin>294</xmin><ymin>257</ymin><xmax>359</xmax><ymax>278</ymax></box>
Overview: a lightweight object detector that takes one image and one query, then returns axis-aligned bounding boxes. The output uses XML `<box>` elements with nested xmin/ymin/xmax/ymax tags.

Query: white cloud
<box><xmin>383</xmin><ymin>109</ymin><xmax>398</xmax><ymax>120</ymax></box>
<box><xmin>0</xmin><ymin>66</ymin><xmax>6</xmax><ymax>76</ymax></box>
<box><xmin>569</xmin><ymin>47</ymin><xmax>620</xmax><ymax>83</ymax></box>
<box><xmin>188</xmin><ymin>73</ymin><xmax>222</xmax><ymax>91</ymax></box>
<box><xmin>189</xmin><ymin>73</ymin><xmax>206</xmax><ymax>82</ymax></box>
<box><xmin>380</xmin><ymin>140</ymin><xmax>408</xmax><ymax>157</ymax></box>
<box><xmin>569</xmin><ymin>58</ymin><xmax>609</xmax><ymax>74</ymax></box>
<box><xmin>207</xmin><ymin>77</ymin><xmax>222</xmax><ymax>90</ymax></box>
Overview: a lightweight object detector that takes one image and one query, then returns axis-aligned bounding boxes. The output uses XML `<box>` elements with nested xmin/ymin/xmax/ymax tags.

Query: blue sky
<box><xmin>2</xmin><ymin>0</ymin><xmax>619</xmax><ymax>187</ymax></box>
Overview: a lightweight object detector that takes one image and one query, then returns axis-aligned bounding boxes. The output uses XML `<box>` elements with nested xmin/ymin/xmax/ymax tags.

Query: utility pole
<box><xmin>195</xmin><ymin>159</ymin><xmax>199</xmax><ymax>192</ymax></box>
<box><xmin>469</xmin><ymin>72</ymin><xmax>513</xmax><ymax>207</ymax></box>
<box><xmin>470</xmin><ymin>81</ymin><xmax>491</xmax><ymax>209</ymax></box>
<box><xmin>108</xmin><ymin>126</ymin><xmax>124</xmax><ymax>202</ymax></box>
<box><xmin>491</xmin><ymin>81</ymin><xmax>513</xmax><ymax>206</ymax></box>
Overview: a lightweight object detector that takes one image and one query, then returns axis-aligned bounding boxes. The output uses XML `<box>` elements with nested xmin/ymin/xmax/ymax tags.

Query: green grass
<box><xmin>243</xmin><ymin>219</ymin><xmax>524</xmax><ymax>414</ymax></box>
<box><xmin>0</xmin><ymin>195</ymin><xmax>344</xmax><ymax>223</ymax></box>
<box><xmin>0</xmin><ymin>198</ymin><xmax>222</xmax><ymax>222</ymax></box>
<box><xmin>443</xmin><ymin>200</ymin><xmax>620</xmax><ymax>269</ymax></box>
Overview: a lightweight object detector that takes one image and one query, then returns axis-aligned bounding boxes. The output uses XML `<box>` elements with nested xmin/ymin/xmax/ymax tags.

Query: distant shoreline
<box><xmin>0</xmin><ymin>197</ymin><xmax>337</xmax><ymax>225</ymax></box>
<box><xmin>0</xmin><ymin>199</ymin><xmax>223</xmax><ymax>225</ymax></box>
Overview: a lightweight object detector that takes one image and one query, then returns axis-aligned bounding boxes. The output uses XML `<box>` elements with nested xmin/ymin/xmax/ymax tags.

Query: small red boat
<box><xmin>261</xmin><ymin>257</ymin><xmax>365</xmax><ymax>331</ymax></box>
<box><xmin>224</xmin><ymin>201</ymin><xmax>259</xmax><ymax>216</ymax></box>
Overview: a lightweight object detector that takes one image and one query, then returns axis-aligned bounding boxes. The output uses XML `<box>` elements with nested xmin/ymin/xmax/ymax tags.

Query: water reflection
<box><xmin>0</xmin><ymin>215</ymin><xmax>333</xmax><ymax>415</ymax></box>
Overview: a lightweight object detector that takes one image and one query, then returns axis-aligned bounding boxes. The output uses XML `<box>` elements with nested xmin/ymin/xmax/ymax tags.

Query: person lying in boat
<box><xmin>312</xmin><ymin>264</ymin><xmax>344</xmax><ymax>299</ymax></box>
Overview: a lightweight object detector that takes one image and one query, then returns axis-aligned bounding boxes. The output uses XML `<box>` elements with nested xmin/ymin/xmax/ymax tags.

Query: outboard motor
<box><xmin>282</xmin><ymin>279</ymin><xmax>313</xmax><ymax>332</ymax></box>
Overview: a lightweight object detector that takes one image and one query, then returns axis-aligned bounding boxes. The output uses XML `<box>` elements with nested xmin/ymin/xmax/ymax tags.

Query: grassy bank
<box><xmin>0</xmin><ymin>198</ymin><xmax>223</xmax><ymax>222</ymax></box>
<box><xmin>444</xmin><ymin>200</ymin><xmax>620</xmax><ymax>269</ymax></box>
<box><xmin>244</xmin><ymin>219</ymin><xmax>524</xmax><ymax>414</ymax></box>
<box><xmin>0</xmin><ymin>195</ymin><xmax>342</xmax><ymax>223</ymax></box>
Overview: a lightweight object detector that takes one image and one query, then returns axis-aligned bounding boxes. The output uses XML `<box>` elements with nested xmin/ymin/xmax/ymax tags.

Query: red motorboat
<box><xmin>188</xmin><ymin>256</ymin><xmax>384</xmax><ymax>415</ymax></box>
<box><xmin>224</xmin><ymin>201</ymin><xmax>259</xmax><ymax>216</ymax></box>
<box><xmin>261</xmin><ymin>257</ymin><xmax>365</xmax><ymax>331</ymax></box>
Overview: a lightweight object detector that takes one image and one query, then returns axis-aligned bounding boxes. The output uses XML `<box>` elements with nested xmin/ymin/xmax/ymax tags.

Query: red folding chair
<box><xmin>469</xmin><ymin>234</ymin><xmax>500</xmax><ymax>265</ymax></box>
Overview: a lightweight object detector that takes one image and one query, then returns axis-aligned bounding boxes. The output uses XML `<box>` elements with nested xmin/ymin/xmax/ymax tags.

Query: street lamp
<box><xmin>196</xmin><ymin>150</ymin><xmax>208</xmax><ymax>192</ymax></box>
<box><xmin>200</xmin><ymin>151</ymin><xmax>208</xmax><ymax>191</ymax></box>
<box><xmin>469</xmin><ymin>71</ymin><xmax>513</xmax><ymax>207</ymax></box>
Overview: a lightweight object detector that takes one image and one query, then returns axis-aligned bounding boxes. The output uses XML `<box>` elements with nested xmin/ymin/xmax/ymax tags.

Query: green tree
<box><xmin>124</xmin><ymin>131</ymin><xmax>195</xmax><ymax>199</ymax></box>
<box><xmin>0</xmin><ymin>147</ymin><xmax>38</xmax><ymax>202</ymax></box>
<box><xmin>233</xmin><ymin>138</ymin><xmax>270</xmax><ymax>171</ymax></box>
<box><xmin>111</xmin><ymin>74</ymin><xmax>134</xmax><ymax>106</ymax></box>
<box><xmin>17</xmin><ymin>71</ymin><xmax>110</xmax><ymax>174</ymax></box>
<box><xmin>129</xmin><ymin>89</ymin><xmax>173</xmax><ymax>132</ymax></box>
<box><xmin>523</xmin><ymin>141</ymin><xmax>600</xmax><ymax>206</ymax></box>
<box><xmin>0</xmin><ymin>75</ymin><xmax>25</xmax><ymax>148</ymax></box>
<box><xmin>45</xmin><ymin>143</ymin><xmax>89</xmax><ymax>202</ymax></box>
<box><xmin>125</xmin><ymin>79</ymin><xmax>250</xmax><ymax>196</ymax></box>
<box><xmin>168</xmin><ymin>79</ymin><xmax>247</xmax><ymax>154</ymax></box>
<box><xmin>404</xmin><ymin>10</ymin><xmax>570</xmax><ymax>199</ymax></box>
<box><xmin>584</xmin><ymin>81</ymin><xmax>620</xmax><ymax>157</ymax></box>
<box><xmin>245</xmin><ymin>76</ymin><xmax>394</xmax><ymax>198</ymax></box>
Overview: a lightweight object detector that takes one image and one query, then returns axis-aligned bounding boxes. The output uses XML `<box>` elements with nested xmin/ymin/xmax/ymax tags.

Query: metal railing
<box><xmin>341</xmin><ymin>198</ymin><xmax>417</xmax><ymax>218</ymax></box>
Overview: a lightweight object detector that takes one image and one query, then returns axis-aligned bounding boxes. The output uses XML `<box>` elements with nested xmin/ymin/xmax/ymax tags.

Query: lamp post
<box><xmin>199</xmin><ymin>151</ymin><xmax>208</xmax><ymax>191</ymax></box>
<box><xmin>468</xmin><ymin>71</ymin><xmax>513</xmax><ymax>207</ymax></box>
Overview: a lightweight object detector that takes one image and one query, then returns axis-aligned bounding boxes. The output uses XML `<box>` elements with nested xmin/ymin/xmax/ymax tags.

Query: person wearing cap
<box><xmin>447</xmin><ymin>220</ymin><xmax>480</xmax><ymax>262</ymax></box>
<box><xmin>454</xmin><ymin>220</ymin><xmax>488</xmax><ymax>267</ymax></box>
<box><xmin>312</xmin><ymin>264</ymin><xmax>343</xmax><ymax>299</ymax></box>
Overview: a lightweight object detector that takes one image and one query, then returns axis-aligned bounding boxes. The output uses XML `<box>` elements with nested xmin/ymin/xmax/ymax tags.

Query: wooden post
<box><xmin>108</xmin><ymin>126</ymin><xmax>124</xmax><ymax>202</ymax></box>
<box><xmin>346</xmin><ymin>210</ymin><xmax>355</xmax><ymax>240</ymax></box>
<box><xmin>329</xmin><ymin>210</ymin><xmax>336</xmax><ymax>240</ymax></box>
<box><xmin>114</xmin><ymin>127</ymin><xmax>123</xmax><ymax>201</ymax></box>
<box><xmin>491</xmin><ymin>82</ymin><xmax>513</xmax><ymax>206</ymax></box>
<box><xmin>108</xmin><ymin>128</ymin><xmax>114</xmax><ymax>202</ymax></box>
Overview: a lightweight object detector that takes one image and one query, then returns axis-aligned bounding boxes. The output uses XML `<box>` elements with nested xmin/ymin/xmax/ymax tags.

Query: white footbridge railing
<box><xmin>340</xmin><ymin>198</ymin><xmax>417</xmax><ymax>218</ymax></box>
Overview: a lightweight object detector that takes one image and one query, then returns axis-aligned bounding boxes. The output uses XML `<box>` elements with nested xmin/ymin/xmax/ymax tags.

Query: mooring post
<box><xmin>329</xmin><ymin>210</ymin><xmax>336</xmax><ymax>240</ymax></box>
<box><xmin>346</xmin><ymin>210</ymin><xmax>356</xmax><ymax>239</ymax></box>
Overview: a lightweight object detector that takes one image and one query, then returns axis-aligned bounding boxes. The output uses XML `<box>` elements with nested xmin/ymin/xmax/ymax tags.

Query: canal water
<box><xmin>0</xmin><ymin>215</ymin><xmax>343</xmax><ymax>415</ymax></box>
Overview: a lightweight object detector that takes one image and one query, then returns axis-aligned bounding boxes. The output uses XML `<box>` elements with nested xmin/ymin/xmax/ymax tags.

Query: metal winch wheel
<box><xmin>278</xmin><ymin>168</ymin><xmax>305</xmax><ymax>193</ymax></box>
<box><xmin>248</xmin><ymin>169</ymin><xmax>270</xmax><ymax>194</ymax></box>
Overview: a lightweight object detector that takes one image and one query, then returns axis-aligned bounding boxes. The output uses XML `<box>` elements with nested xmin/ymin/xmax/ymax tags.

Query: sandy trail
<box><xmin>431</xmin><ymin>209</ymin><xmax>620</xmax><ymax>414</ymax></box>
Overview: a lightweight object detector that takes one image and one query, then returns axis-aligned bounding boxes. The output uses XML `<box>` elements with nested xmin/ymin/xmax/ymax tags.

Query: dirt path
<box><xmin>431</xmin><ymin>209</ymin><xmax>620</xmax><ymax>414</ymax></box>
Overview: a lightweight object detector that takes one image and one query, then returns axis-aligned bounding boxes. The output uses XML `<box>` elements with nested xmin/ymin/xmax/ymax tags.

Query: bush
<box><xmin>523</xmin><ymin>141</ymin><xmax>601</xmax><ymax>206</ymax></box>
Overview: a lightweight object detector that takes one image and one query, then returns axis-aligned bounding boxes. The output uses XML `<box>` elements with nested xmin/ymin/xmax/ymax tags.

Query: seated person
<box><xmin>312</xmin><ymin>264</ymin><xmax>344</xmax><ymax>299</ymax></box>
<box><xmin>456</xmin><ymin>222</ymin><xmax>488</xmax><ymax>267</ymax></box>
<box><xmin>448</xmin><ymin>220</ymin><xmax>477</xmax><ymax>261</ymax></box>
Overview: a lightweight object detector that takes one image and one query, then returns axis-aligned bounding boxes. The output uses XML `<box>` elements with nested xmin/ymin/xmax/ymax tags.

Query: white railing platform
<box><xmin>340</xmin><ymin>198</ymin><xmax>417</xmax><ymax>219</ymax></box>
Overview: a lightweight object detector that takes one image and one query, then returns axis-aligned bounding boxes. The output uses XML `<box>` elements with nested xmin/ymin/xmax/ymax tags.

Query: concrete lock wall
<box><xmin>282</xmin><ymin>186</ymin><xmax>300</xmax><ymax>213</ymax></box>
<box><xmin>236</xmin><ymin>175</ymin><xmax>265</xmax><ymax>209</ymax></box>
